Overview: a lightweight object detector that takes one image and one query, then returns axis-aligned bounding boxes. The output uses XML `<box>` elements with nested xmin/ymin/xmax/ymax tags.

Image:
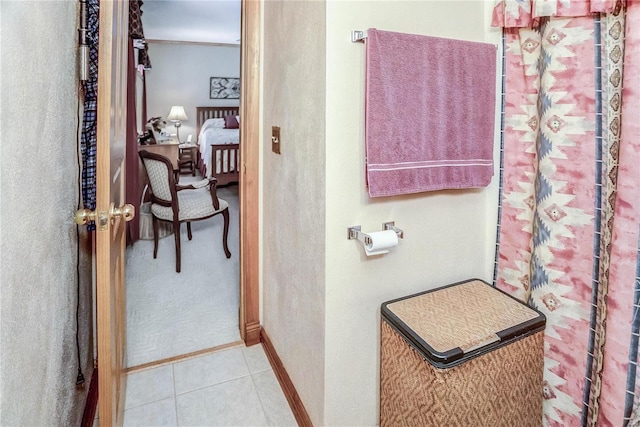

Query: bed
<box><xmin>196</xmin><ymin>106</ymin><xmax>240</xmax><ymax>186</ymax></box>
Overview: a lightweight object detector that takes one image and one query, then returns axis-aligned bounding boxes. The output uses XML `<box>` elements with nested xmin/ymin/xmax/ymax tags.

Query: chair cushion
<box><xmin>151</xmin><ymin>188</ymin><xmax>228</xmax><ymax>221</ymax></box>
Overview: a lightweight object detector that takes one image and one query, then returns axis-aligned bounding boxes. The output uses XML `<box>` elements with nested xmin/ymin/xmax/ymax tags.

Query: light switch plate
<box><xmin>271</xmin><ymin>126</ymin><xmax>281</xmax><ymax>154</ymax></box>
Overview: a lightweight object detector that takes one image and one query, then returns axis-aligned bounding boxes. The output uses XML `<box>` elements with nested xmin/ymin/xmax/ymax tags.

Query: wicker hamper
<box><xmin>139</xmin><ymin>185</ymin><xmax>173</xmax><ymax>240</ymax></box>
<box><xmin>380</xmin><ymin>279</ymin><xmax>545</xmax><ymax>427</ymax></box>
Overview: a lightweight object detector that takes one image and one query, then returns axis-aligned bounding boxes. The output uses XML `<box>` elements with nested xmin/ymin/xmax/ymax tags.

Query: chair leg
<box><xmin>152</xmin><ymin>216</ymin><xmax>159</xmax><ymax>259</ymax></box>
<box><xmin>174</xmin><ymin>222</ymin><xmax>181</xmax><ymax>273</ymax></box>
<box><xmin>221</xmin><ymin>208</ymin><xmax>231</xmax><ymax>259</ymax></box>
<box><xmin>187</xmin><ymin>222</ymin><xmax>192</xmax><ymax>240</ymax></box>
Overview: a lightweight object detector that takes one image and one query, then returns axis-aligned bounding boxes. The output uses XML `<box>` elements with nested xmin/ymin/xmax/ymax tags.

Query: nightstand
<box><xmin>178</xmin><ymin>143</ymin><xmax>198</xmax><ymax>176</ymax></box>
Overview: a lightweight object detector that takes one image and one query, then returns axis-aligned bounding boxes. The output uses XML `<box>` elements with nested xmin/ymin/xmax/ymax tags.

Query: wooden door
<box><xmin>96</xmin><ymin>1</ymin><xmax>131</xmax><ymax>425</ymax></box>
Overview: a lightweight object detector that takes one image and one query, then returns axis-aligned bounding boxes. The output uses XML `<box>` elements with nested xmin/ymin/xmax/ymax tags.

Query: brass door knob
<box><xmin>74</xmin><ymin>204</ymin><xmax>135</xmax><ymax>228</ymax></box>
<box><xmin>74</xmin><ymin>209</ymin><xmax>96</xmax><ymax>225</ymax></box>
<box><xmin>111</xmin><ymin>203</ymin><xmax>135</xmax><ymax>222</ymax></box>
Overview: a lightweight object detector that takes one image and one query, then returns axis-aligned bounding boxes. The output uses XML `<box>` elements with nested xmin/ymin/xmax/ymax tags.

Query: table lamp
<box><xmin>167</xmin><ymin>105</ymin><xmax>188</xmax><ymax>142</ymax></box>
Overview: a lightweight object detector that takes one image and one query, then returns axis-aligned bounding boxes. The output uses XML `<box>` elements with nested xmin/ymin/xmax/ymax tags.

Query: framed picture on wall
<box><xmin>210</xmin><ymin>77</ymin><xmax>240</xmax><ymax>99</ymax></box>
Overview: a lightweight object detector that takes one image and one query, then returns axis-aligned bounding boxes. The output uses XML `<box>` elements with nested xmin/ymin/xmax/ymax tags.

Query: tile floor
<box><xmin>97</xmin><ymin>343</ymin><xmax>297</xmax><ymax>426</ymax></box>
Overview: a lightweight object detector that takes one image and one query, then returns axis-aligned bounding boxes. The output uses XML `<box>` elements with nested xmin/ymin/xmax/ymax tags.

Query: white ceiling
<box><xmin>141</xmin><ymin>0</ymin><xmax>241</xmax><ymax>45</ymax></box>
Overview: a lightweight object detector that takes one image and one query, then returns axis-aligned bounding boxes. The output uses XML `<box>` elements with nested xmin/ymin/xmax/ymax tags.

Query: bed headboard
<box><xmin>196</xmin><ymin>106</ymin><xmax>240</xmax><ymax>137</ymax></box>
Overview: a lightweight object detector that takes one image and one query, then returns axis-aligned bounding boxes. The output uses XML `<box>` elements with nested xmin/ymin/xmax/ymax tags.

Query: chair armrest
<box><xmin>176</xmin><ymin>179</ymin><xmax>209</xmax><ymax>191</ymax></box>
<box><xmin>208</xmin><ymin>178</ymin><xmax>220</xmax><ymax>210</ymax></box>
<box><xmin>193</xmin><ymin>179</ymin><xmax>210</xmax><ymax>188</ymax></box>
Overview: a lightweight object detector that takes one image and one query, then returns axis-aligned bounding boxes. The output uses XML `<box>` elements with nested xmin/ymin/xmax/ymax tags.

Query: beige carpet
<box><xmin>125</xmin><ymin>183</ymin><xmax>240</xmax><ymax>368</ymax></box>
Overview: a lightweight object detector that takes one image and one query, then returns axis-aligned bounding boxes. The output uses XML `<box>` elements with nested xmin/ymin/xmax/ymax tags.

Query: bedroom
<box><xmin>127</xmin><ymin>0</ymin><xmax>244</xmax><ymax>368</ymax></box>
<box><xmin>141</xmin><ymin>48</ymin><xmax>241</xmax><ymax>185</ymax></box>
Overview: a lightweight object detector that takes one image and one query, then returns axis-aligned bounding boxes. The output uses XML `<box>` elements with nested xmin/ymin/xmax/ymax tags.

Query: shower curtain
<box><xmin>492</xmin><ymin>0</ymin><xmax>640</xmax><ymax>425</ymax></box>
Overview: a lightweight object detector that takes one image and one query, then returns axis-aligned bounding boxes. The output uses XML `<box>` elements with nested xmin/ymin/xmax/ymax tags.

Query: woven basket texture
<box><xmin>386</xmin><ymin>280</ymin><xmax>539</xmax><ymax>352</ymax></box>
<box><xmin>139</xmin><ymin>202</ymin><xmax>173</xmax><ymax>240</ymax></box>
<box><xmin>380</xmin><ymin>321</ymin><xmax>544</xmax><ymax>427</ymax></box>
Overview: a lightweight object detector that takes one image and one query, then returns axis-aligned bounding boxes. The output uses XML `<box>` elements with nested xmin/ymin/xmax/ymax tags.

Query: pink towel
<box><xmin>365</xmin><ymin>29</ymin><xmax>496</xmax><ymax>197</ymax></box>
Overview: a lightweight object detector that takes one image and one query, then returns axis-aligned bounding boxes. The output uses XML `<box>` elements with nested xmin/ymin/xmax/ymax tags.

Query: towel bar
<box><xmin>351</xmin><ymin>30</ymin><xmax>367</xmax><ymax>43</ymax></box>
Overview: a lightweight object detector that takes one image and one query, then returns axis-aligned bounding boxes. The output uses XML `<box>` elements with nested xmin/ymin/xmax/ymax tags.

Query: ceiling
<box><xmin>141</xmin><ymin>0</ymin><xmax>241</xmax><ymax>45</ymax></box>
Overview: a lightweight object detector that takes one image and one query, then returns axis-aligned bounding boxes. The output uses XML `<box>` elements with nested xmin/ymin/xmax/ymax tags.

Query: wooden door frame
<box><xmin>239</xmin><ymin>0</ymin><xmax>261</xmax><ymax>346</ymax></box>
<box><xmin>83</xmin><ymin>5</ymin><xmax>261</xmax><ymax>423</ymax></box>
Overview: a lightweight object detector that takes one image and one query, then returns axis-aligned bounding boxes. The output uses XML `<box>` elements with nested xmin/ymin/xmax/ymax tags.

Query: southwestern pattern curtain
<box><xmin>492</xmin><ymin>0</ymin><xmax>640</xmax><ymax>425</ymax></box>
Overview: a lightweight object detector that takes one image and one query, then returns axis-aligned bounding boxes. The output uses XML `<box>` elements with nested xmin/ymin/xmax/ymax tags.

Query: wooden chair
<box><xmin>139</xmin><ymin>150</ymin><xmax>231</xmax><ymax>272</ymax></box>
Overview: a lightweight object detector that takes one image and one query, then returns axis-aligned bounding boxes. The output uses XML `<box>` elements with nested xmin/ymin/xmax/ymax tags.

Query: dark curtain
<box><xmin>80</xmin><ymin>0</ymin><xmax>147</xmax><ymax>240</ymax></box>
<box><xmin>80</xmin><ymin>0</ymin><xmax>100</xmax><ymax>230</ymax></box>
<box><xmin>125</xmin><ymin>39</ymin><xmax>139</xmax><ymax>244</ymax></box>
<box><xmin>126</xmin><ymin>0</ymin><xmax>150</xmax><ymax>244</ymax></box>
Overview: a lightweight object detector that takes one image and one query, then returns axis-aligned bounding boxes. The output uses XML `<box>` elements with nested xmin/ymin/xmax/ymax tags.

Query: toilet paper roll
<box><xmin>364</xmin><ymin>230</ymin><xmax>399</xmax><ymax>256</ymax></box>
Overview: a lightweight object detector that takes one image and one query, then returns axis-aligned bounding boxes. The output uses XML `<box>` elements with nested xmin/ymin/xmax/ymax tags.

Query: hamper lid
<box><xmin>381</xmin><ymin>279</ymin><xmax>545</xmax><ymax>368</ymax></box>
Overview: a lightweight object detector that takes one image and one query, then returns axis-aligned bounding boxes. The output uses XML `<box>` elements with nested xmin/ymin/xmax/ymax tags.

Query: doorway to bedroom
<box><xmin>125</xmin><ymin>0</ymin><xmax>245</xmax><ymax>369</ymax></box>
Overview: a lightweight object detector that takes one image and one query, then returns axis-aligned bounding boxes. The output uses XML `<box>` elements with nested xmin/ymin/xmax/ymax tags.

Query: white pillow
<box><xmin>236</xmin><ymin>115</ymin><xmax>240</xmax><ymax>123</ymax></box>
<box><xmin>200</xmin><ymin>118</ymin><xmax>225</xmax><ymax>133</ymax></box>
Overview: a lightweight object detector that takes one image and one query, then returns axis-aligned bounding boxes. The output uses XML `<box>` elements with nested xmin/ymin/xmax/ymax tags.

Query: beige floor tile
<box><xmin>125</xmin><ymin>364</ymin><xmax>174</xmax><ymax>409</ymax></box>
<box><xmin>253</xmin><ymin>369</ymin><xmax>298</xmax><ymax>427</ymax></box>
<box><xmin>173</xmin><ymin>346</ymin><xmax>249</xmax><ymax>395</ymax></box>
<box><xmin>176</xmin><ymin>376</ymin><xmax>268</xmax><ymax>426</ymax></box>
<box><xmin>123</xmin><ymin>397</ymin><xmax>177</xmax><ymax>427</ymax></box>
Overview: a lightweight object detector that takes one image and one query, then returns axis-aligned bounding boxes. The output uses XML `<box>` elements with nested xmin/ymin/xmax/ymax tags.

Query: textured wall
<box><xmin>262</xmin><ymin>1</ymin><xmax>327</xmax><ymax>425</ymax></box>
<box><xmin>0</xmin><ymin>1</ymin><xmax>94</xmax><ymax>425</ymax></box>
<box><xmin>145</xmin><ymin>42</ymin><xmax>240</xmax><ymax>141</ymax></box>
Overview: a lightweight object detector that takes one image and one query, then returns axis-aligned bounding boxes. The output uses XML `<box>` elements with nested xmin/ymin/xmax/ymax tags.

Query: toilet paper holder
<box><xmin>347</xmin><ymin>221</ymin><xmax>404</xmax><ymax>244</ymax></box>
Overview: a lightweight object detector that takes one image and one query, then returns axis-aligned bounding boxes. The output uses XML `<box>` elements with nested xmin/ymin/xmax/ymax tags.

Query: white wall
<box><xmin>323</xmin><ymin>3</ymin><xmax>500</xmax><ymax>424</ymax></box>
<box><xmin>1</xmin><ymin>1</ymin><xmax>94</xmax><ymax>425</ymax></box>
<box><xmin>145</xmin><ymin>42</ymin><xmax>240</xmax><ymax>141</ymax></box>
<box><xmin>261</xmin><ymin>1</ymin><xmax>501</xmax><ymax>425</ymax></box>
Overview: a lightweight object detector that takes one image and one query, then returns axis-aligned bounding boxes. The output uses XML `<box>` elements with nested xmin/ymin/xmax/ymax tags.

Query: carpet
<box><xmin>125</xmin><ymin>183</ymin><xmax>240</xmax><ymax>368</ymax></box>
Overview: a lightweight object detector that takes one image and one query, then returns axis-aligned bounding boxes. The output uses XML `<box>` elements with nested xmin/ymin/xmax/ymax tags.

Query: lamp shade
<box><xmin>167</xmin><ymin>105</ymin><xmax>188</xmax><ymax>122</ymax></box>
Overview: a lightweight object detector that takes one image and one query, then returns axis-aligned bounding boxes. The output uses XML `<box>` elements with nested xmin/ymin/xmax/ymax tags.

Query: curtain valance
<box><xmin>491</xmin><ymin>0</ymin><xmax>623</xmax><ymax>27</ymax></box>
